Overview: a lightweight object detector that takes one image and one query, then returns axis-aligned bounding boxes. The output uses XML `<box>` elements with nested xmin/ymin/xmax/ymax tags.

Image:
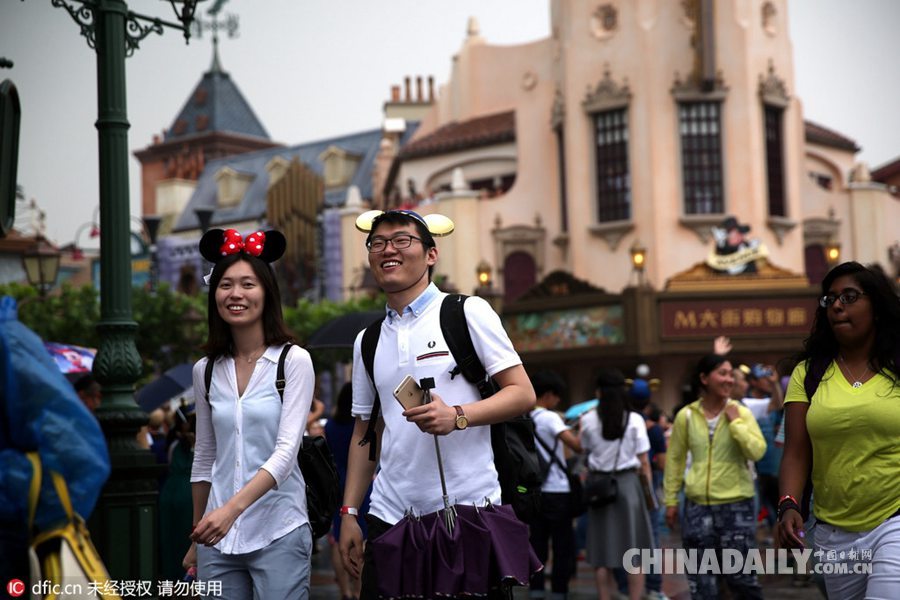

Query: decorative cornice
<box><xmin>802</xmin><ymin>216</ymin><xmax>840</xmax><ymax>246</ymax></box>
<box><xmin>588</xmin><ymin>220</ymin><xmax>634</xmax><ymax>250</ymax></box>
<box><xmin>670</xmin><ymin>69</ymin><xmax>729</xmax><ymax>101</ymax></box>
<box><xmin>758</xmin><ymin>60</ymin><xmax>790</xmax><ymax>107</ymax></box>
<box><xmin>766</xmin><ymin>216</ymin><xmax>797</xmax><ymax>245</ymax></box>
<box><xmin>678</xmin><ymin>214</ymin><xmax>724</xmax><ymax>244</ymax></box>
<box><xmin>583</xmin><ymin>67</ymin><xmax>632</xmax><ymax>113</ymax></box>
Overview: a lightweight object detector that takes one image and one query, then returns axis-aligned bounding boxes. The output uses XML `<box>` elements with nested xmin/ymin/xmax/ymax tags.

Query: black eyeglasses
<box><xmin>819</xmin><ymin>289</ymin><xmax>866</xmax><ymax>308</ymax></box>
<box><xmin>366</xmin><ymin>234</ymin><xmax>423</xmax><ymax>253</ymax></box>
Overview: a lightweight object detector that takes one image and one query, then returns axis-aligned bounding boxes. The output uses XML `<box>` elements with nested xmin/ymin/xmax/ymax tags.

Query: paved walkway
<box><xmin>308</xmin><ymin>528</ymin><xmax>828</xmax><ymax>599</ymax></box>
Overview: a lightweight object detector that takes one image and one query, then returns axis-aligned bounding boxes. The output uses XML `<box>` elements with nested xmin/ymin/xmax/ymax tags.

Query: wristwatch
<box><xmin>453</xmin><ymin>405</ymin><xmax>468</xmax><ymax>430</ymax></box>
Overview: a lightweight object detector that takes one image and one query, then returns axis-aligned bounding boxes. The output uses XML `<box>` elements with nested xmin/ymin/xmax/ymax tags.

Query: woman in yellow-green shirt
<box><xmin>664</xmin><ymin>353</ymin><xmax>766</xmax><ymax>600</ymax></box>
<box><xmin>777</xmin><ymin>261</ymin><xmax>900</xmax><ymax>600</ymax></box>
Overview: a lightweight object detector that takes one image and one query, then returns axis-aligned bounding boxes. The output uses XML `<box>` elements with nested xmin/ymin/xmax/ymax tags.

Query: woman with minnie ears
<box><xmin>777</xmin><ymin>262</ymin><xmax>900</xmax><ymax>599</ymax></box>
<box><xmin>183</xmin><ymin>228</ymin><xmax>316</xmax><ymax>599</ymax></box>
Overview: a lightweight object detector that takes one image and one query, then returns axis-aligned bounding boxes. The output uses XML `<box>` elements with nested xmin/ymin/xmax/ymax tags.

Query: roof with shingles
<box><xmin>804</xmin><ymin>120</ymin><xmax>859</xmax><ymax>153</ymax></box>
<box><xmin>871</xmin><ymin>156</ymin><xmax>900</xmax><ymax>182</ymax></box>
<box><xmin>398</xmin><ymin>110</ymin><xmax>516</xmax><ymax>160</ymax></box>
<box><xmin>165</xmin><ymin>61</ymin><xmax>269</xmax><ymax>142</ymax></box>
<box><xmin>173</xmin><ymin>124</ymin><xmax>419</xmax><ymax>232</ymax></box>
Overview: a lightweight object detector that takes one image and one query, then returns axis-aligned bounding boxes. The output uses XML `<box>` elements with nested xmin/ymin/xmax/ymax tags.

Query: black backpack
<box><xmin>203</xmin><ymin>344</ymin><xmax>341</xmax><ymax>539</ymax></box>
<box><xmin>358</xmin><ymin>293</ymin><xmax>543</xmax><ymax>523</ymax></box>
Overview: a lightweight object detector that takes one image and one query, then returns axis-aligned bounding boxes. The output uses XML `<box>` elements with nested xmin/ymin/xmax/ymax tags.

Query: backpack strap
<box><xmin>26</xmin><ymin>452</ymin><xmax>42</xmax><ymax>535</ymax></box>
<box><xmin>803</xmin><ymin>355</ymin><xmax>832</xmax><ymax>402</ymax></box>
<box><xmin>359</xmin><ymin>316</ymin><xmax>386</xmax><ymax>461</ymax></box>
<box><xmin>440</xmin><ymin>294</ymin><xmax>497</xmax><ymax>399</ymax></box>
<box><xmin>204</xmin><ymin>344</ymin><xmax>293</xmax><ymax>403</ymax></box>
<box><xmin>275</xmin><ymin>343</ymin><xmax>293</xmax><ymax>402</ymax></box>
<box><xmin>204</xmin><ymin>357</ymin><xmax>215</xmax><ymax>402</ymax></box>
<box><xmin>532</xmin><ymin>420</ymin><xmax>566</xmax><ymax>475</ymax></box>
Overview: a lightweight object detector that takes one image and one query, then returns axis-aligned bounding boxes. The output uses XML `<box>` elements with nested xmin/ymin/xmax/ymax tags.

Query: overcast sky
<box><xmin>2</xmin><ymin>0</ymin><xmax>898</xmax><ymax>248</ymax></box>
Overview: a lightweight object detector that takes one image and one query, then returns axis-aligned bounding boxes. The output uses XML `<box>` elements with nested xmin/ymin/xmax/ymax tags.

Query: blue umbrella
<box><xmin>564</xmin><ymin>399</ymin><xmax>598</xmax><ymax>421</ymax></box>
<box><xmin>136</xmin><ymin>363</ymin><xmax>194</xmax><ymax>412</ymax></box>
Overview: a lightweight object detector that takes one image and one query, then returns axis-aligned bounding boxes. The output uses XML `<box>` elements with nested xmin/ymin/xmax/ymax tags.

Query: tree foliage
<box><xmin>2</xmin><ymin>280</ymin><xmax>383</xmax><ymax>382</ymax></box>
<box><xmin>0</xmin><ymin>282</ymin><xmax>206</xmax><ymax>384</ymax></box>
<box><xmin>284</xmin><ymin>293</ymin><xmax>385</xmax><ymax>373</ymax></box>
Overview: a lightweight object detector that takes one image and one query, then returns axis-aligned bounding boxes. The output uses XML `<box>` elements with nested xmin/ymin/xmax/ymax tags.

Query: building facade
<box><xmin>340</xmin><ymin>1</ymin><xmax>898</xmax><ymax>406</ymax></box>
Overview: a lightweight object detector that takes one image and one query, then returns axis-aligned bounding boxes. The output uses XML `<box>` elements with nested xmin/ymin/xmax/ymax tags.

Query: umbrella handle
<box><xmin>423</xmin><ymin>387</ymin><xmax>452</xmax><ymax>507</ymax></box>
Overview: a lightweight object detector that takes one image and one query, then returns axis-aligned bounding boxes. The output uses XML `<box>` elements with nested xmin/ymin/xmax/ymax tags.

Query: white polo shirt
<box><xmin>531</xmin><ymin>407</ymin><xmax>571</xmax><ymax>493</ymax></box>
<box><xmin>191</xmin><ymin>344</ymin><xmax>315</xmax><ymax>554</ymax></box>
<box><xmin>352</xmin><ymin>283</ymin><xmax>522</xmax><ymax>524</ymax></box>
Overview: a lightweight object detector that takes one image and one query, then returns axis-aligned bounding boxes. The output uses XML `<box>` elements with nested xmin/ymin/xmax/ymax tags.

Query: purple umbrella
<box><xmin>479</xmin><ymin>503</ymin><xmax>543</xmax><ymax>587</ymax></box>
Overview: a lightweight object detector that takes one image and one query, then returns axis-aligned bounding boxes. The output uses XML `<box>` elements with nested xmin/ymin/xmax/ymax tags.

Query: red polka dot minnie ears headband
<box><xmin>354</xmin><ymin>209</ymin><xmax>455</xmax><ymax>238</ymax></box>
<box><xmin>199</xmin><ymin>228</ymin><xmax>286</xmax><ymax>283</ymax></box>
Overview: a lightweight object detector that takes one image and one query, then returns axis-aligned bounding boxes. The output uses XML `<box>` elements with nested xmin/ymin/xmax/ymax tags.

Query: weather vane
<box><xmin>192</xmin><ymin>0</ymin><xmax>240</xmax><ymax>49</ymax></box>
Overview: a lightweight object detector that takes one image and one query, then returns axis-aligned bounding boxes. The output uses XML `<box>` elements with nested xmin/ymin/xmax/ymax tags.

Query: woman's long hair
<box><xmin>203</xmin><ymin>253</ymin><xmax>294</xmax><ymax>359</ymax></box>
<box><xmin>332</xmin><ymin>382</ymin><xmax>354</xmax><ymax>425</ymax></box>
<box><xmin>692</xmin><ymin>354</ymin><xmax>730</xmax><ymax>400</ymax></box>
<box><xmin>794</xmin><ymin>261</ymin><xmax>900</xmax><ymax>384</ymax></box>
<box><xmin>596</xmin><ymin>368</ymin><xmax>628</xmax><ymax>440</ymax></box>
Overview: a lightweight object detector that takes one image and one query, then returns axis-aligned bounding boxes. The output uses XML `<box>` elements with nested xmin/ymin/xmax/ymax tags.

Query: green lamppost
<box><xmin>37</xmin><ymin>0</ymin><xmax>205</xmax><ymax>580</ymax></box>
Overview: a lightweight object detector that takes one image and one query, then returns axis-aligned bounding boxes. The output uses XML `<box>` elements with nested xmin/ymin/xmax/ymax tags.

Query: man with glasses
<box><xmin>338</xmin><ymin>209</ymin><xmax>536</xmax><ymax>599</ymax></box>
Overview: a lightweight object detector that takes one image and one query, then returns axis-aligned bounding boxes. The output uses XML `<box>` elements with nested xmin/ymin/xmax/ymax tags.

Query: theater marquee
<box><xmin>659</xmin><ymin>298</ymin><xmax>816</xmax><ymax>339</ymax></box>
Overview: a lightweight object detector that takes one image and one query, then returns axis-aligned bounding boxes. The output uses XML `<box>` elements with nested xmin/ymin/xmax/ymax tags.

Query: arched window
<box><xmin>503</xmin><ymin>252</ymin><xmax>536</xmax><ymax>303</ymax></box>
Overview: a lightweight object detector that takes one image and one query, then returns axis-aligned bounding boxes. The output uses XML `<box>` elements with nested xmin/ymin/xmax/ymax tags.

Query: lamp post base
<box><xmin>90</xmin><ymin>409</ymin><xmax>165</xmax><ymax>581</ymax></box>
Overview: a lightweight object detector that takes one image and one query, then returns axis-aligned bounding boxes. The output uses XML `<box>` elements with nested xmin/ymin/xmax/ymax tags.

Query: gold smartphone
<box><xmin>393</xmin><ymin>375</ymin><xmax>424</xmax><ymax>410</ymax></box>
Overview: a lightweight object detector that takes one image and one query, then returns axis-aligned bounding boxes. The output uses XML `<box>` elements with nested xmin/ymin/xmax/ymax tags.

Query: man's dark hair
<box><xmin>74</xmin><ymin>374</ymin><xmax>98</xmax><ymax>394</ymax></box>
<box><xmin>529</xmin><ymin>370</ymin><xmax>566</xmax><ymax>400</ymax></box>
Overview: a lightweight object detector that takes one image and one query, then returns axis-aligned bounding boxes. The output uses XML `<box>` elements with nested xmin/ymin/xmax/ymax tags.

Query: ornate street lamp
<box><xmin>825</xmin><ymin>238</ymin><xmax>841</xmax><ymax>265</ymax></box>
<box><xmin>142</xmin><ymin>214</ymin><xmax>161</xmax><ymax>292</ymax></box>
<box><xmin>630</xmin><ymin>239</ymin><xmax>647</xmax><ymax>287</ymax></box>
<box><xmin>21</xmin><ymin>236</ymin><xmax>61</xmax><ymax>297</ymax></box>
<box><xmin>474</xmin><ymin>259</ymin><xmax>502</xmax><ymax>313</ymax></box>
<box><xmin>476</xmin><ymin>259</ymin><xmax>492</xmax><ymax>288</ymax></box>
<box><xmin>29</xmin><ymin>0</ymin><xmax>206</xmax><ymax>580</ymax></box>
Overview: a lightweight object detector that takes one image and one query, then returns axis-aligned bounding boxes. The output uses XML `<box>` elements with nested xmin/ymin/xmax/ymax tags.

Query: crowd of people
<box><xmin>29</xmin><ymin>213</ymin><xmax>895</xmax><ymax>600</ymax></box>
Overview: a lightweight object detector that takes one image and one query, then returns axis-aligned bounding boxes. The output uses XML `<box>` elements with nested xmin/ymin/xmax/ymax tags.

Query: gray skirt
<box><xmin>585</xmin><ymin>470</ymin><xmax>653</xmax><ymax>568</ymax></box>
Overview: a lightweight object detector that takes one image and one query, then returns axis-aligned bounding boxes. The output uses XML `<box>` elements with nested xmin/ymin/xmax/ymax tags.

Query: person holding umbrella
<box><xmin>339</xmin><ymin>210</ymin><xmax>536</xmax><ymax>599</ymax></box>
<box><xmin>183</xmin><ymin>229</ymin><xmax>316</xmax><ymax>599</ymax></box>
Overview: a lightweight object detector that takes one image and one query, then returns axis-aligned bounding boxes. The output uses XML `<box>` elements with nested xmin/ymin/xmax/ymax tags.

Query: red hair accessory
<box><xmin>200</xmin><ymin>228</ymin><xmax>286</xmax><ymax>264</ymax></box>
<box><xmin>218</xmin><ymin>229</ymin><xmax>266</xmax><ymax>257</ymax></box>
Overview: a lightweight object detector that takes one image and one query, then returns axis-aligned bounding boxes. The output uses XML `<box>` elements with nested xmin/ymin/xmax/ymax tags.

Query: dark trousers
<box><xmin>361</xmin><ymin>514</ymin><xmax>512</xmax><ymax>600</ymax></box>
<box><xmin>529</xmin><ymin>492</ymin><xmax>576</xmax><ymax>594</ymax></box>
<box><xmin>681</xmin><ymin>498</ymin><xmax>764</xmax><ymax>600</ymax></box>
<box><xmin>0</xmin><ymin>519</ymin><xmax>29</xmax><ymax>594</ymax></box>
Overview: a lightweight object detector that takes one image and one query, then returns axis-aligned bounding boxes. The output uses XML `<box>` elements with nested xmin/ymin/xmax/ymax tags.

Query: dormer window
<box><xmin>215</xmin><ymin>167</ymin><xmax>254</xmax><ymax>208</ymax></box>
<box><xmin>318</xmin><ymin>145</ymin><xmax>362</xmax><ymax>188</ymax></box>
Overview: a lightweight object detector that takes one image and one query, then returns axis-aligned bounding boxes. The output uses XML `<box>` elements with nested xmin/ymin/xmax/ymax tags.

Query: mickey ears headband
<box><xmin>354</xmin><ymin>209</ymin><xmax>455</xmax><ymax>237</ymax></box>
<box><xmin>199</xmin><ymin>228</ymin><xmax>287</xmax><ymax>264</ymax></box>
